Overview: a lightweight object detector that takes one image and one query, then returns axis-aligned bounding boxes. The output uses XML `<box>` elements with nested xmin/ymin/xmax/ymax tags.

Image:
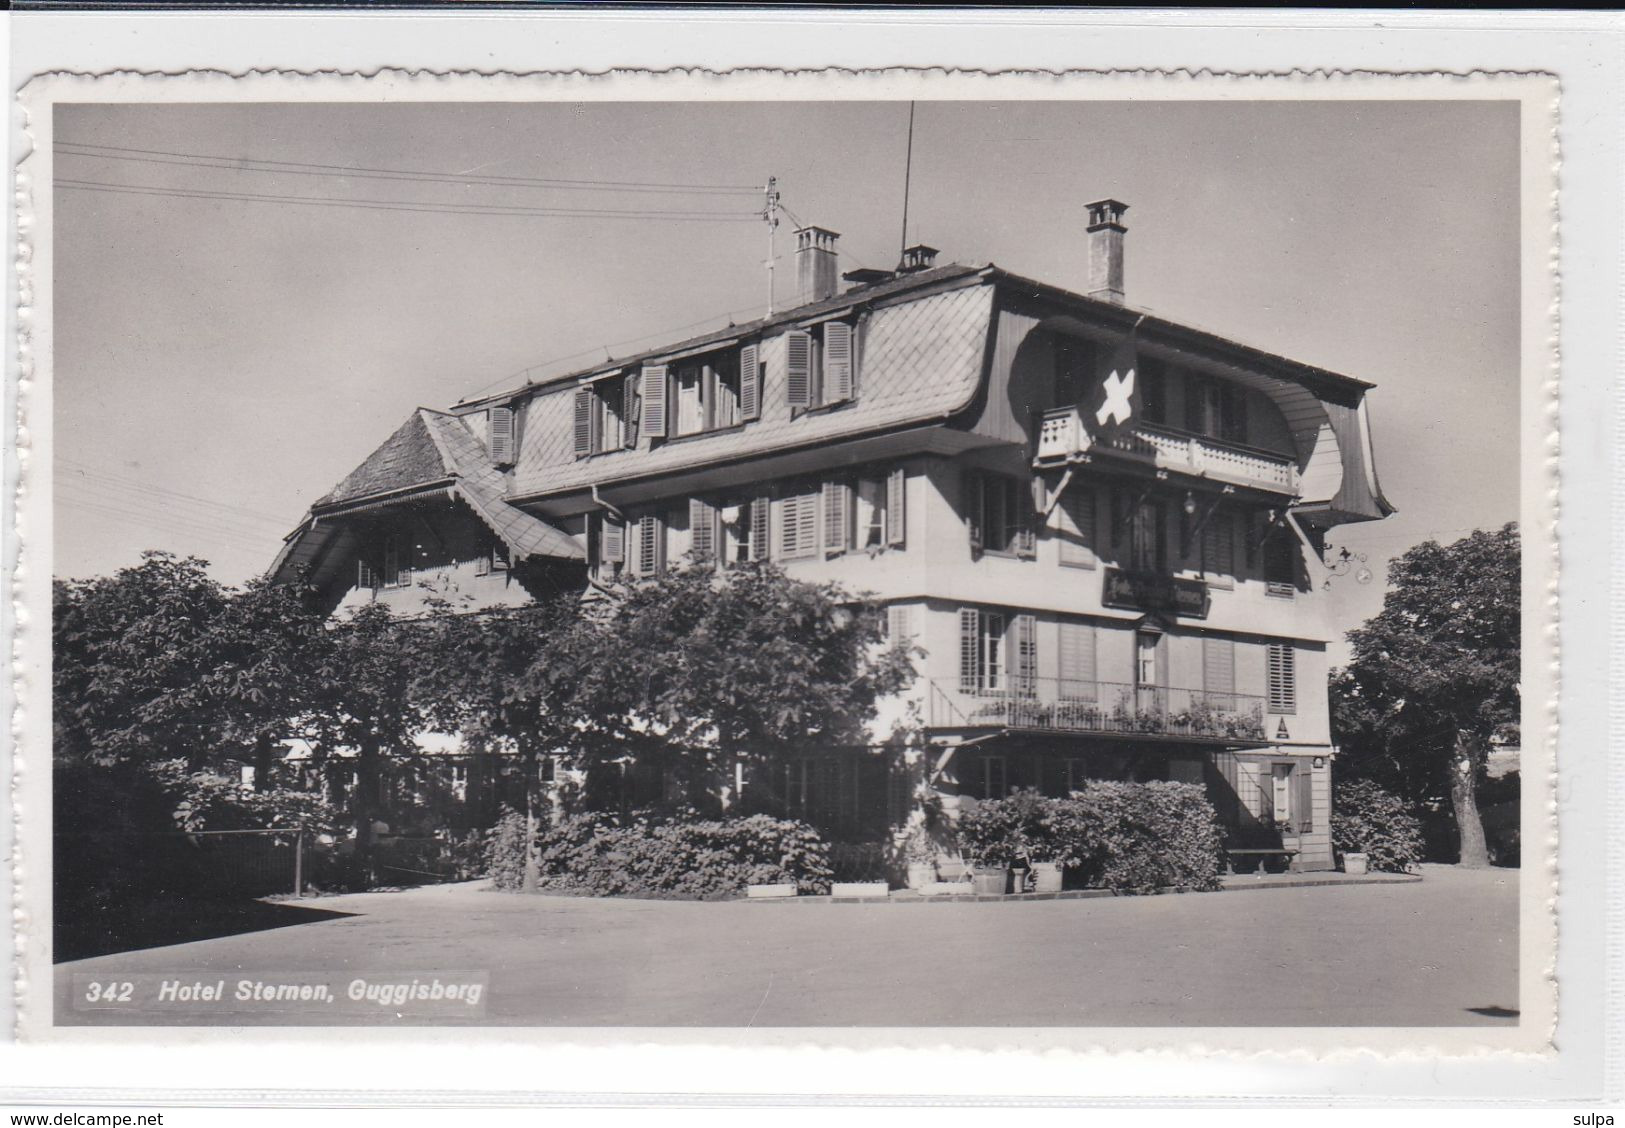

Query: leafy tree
<box><xmin>571</xmin><ymin>561</ymin><xmax>918</xmax><ymax>810</ymax></box>
<box><xmin>1333</xmin><ymin>524</ymin><xmax>1519</xmax><ymax>867</ymax></box>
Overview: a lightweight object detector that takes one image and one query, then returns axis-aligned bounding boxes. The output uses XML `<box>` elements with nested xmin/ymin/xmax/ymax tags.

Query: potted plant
<box><xmin>902</xmin><ymin>826</ymin><xmax>937</xmax><ymax>891</ymax></box>
<box><xmin>1342</xmin><ymin>851</ymin><xmax>1369</xmax><ymax>876</ymax></box>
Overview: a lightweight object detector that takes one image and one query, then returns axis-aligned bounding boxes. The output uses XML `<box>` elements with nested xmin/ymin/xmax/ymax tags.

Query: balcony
<box><xmin>926</xmin><ymin>676</ymin><xmax>1269</xmax><ymax>745</ymax></box>
<box><xmin>1035</xmin><ymin>407</ymin><xmax>1298</xmax><ymax>495</ymax></box>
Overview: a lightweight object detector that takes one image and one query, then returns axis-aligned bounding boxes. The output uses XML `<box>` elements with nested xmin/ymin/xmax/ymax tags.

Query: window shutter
<box><xmin>749</xmin><ymin>495</ymin><xmax>771</xmax><ymax>561</ymax></box>
<box><xmin>636</xmin><ymin>514</ymin><xmax>663</xmax><ymax>577</ymax></box>
<box><xmin>1015</xmin><ymin>480</ymin><xmax>1038</xmax><ymax>559</ymax></box>
<box><xmin>1202</xmin><ymin>637</ymin><xmax>1235</xmax><ymax>710</ymax></box>
<box><xmin>357</xmin><ymin>556</ymin><xmax>377</xmax><ymax>590</ymax></box>
<box><xmin>885</xmin><ymin>467</ymin><xmax>906</xmax><ymax>547</ymax></box>
<box><xmin>823</xmin><ymin>321</ymin><xmax>854</xmax><ymax>402</ymax></box>
<box><xmin>1059</xmin><ymin>487</ymin><xmax>1096</xmax><ymax>568</ymax></box>
<box><xmin>622</xmin><ymin>372</ymin><xmax>640</xmax><ymax>448</ymax></box>
<box><xmin>488</xmin><ymin>405</ymin><xmax>515</xmax><ymax>465</ymax></box>
<box><xmin>1013</xmin><ymin>614</ymin><xmax>1038</xmax><ymax>696</ymax></box>
<box><xmin>689</xmin><ymin>497</ymin><xmax>716</xmax><ymax>563</ymax></box>
<box><xmin>572</xmin><ymin>386</ymin><xmax>594</xmax><ymax>457</ymax></box>
<box><xmin>822</xmin><ymin>479</ymin><xmax>851</xmax><ymax>555</ymax></box>
<box><xmin>739</xmin><ymin>343</ymin><xmax>760</xmax><ymax>421</ymax></box>
<box><xmin>796</xmin><ymin>491</ymin><xmax>818</xmax><ymax>558</ymax></box>
<box><xmin>640</xmin><ymin>364</ymin><xmax>669</xmax><ymax>438</ymax></box>
<box><xmin>887</xmin><ymin>605</ymin><xmax>915</xmax><ymax>645</ymax></box>
<box><xmin>966</xmin><ymin>472</ymin><xmax>984</xmax><ymax>556</ymax></box>
<box><xmin>1267</xmin><ymin>643</ymin><xmax>1296</xmax><ymax>714</ymax></box>
<box><xmin>1058</xmin><ymin>621</ymin><xmax>1097</xmax><ymax>701</ymax></box>
<box><xmin>785</xmin><ymin>330</ymin><xmax>812</xmax><ymax>408</ymax></box>
<box><xmin>959</xmin><ymin>608</ymin><xmax>981</xmax><ymax>693</ymax></box>
<box><xmin>601</xmin><ymin>515</ymin><xmax>625</xmax><ymax>564</ymax></box>
<box><xmin>1294</xmin><ymin>764</ymin><xmax>1313</xmax><ymax>834</ymax></box>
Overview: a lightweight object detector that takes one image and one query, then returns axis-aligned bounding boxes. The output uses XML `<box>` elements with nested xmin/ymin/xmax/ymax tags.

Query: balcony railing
<box><xmin>927</xmin><ymin>676</ymin><xmax>1269</xmax><ymax>743</ymax></box>
<box><xmin>1035</xmin><ymin>407</ymin><xmax>1298</xmax><ymax>495</ymax></box>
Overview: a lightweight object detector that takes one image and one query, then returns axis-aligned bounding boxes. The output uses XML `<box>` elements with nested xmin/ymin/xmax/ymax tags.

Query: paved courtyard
<box><xmin>55</xmin><ymin>864</ymin><xmax>1518</xmax><ymax>1027</ymax></box>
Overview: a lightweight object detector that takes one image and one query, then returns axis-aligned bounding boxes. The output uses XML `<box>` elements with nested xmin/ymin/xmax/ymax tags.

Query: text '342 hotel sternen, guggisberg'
<box><xmin>271</xmin><ymin>198</ymin><xmax>1393</xmax><ymax>872</ymax></box>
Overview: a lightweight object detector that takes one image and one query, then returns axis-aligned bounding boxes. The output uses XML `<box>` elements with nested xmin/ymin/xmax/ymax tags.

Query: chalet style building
<box><xmin>272</xmin><ymin>199</ymin><xmax>1392</xmax><ymax>871</ymax></box>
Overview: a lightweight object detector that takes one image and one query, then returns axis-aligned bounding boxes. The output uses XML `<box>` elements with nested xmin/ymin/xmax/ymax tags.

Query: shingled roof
<box><xmin>317</xmin><ymin>411</ymin><xmax>452</xmax><ymax>507</ymax></box>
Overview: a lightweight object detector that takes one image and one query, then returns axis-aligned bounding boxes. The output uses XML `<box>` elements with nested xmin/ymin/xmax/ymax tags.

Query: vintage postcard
<box><xmin>9</xmin><ymin>59</ymin><xmax>1565</xmax><ymax>1084</ymax></box>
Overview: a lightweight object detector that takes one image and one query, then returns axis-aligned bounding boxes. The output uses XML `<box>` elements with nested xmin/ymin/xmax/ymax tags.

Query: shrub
<box><xmin>500</xmin><ymin>810</ymin><xmax>833</xmax><ymax>899</ymax></box>
<box><xmin>1331</xmin><ymin>780</ymin><xmax>1424</xmax><ymax>873</ymax></box>
<box><xmin>486</xmin><ymin>807</ymin><xmax>531</xmax><ymax>890</ymax></box>
<box><xmin>956</xmin><ymin>782</ymin><xmax>1224</xmax><ymax>894</ymax></box>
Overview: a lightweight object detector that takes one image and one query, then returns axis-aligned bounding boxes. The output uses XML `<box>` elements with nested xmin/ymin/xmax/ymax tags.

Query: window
<box><xmin>1184</xmin><ymin>374</ymin><xmax>1249</xmax><ymax>445</ymax></box>
<box><xmin>474</xmin><ymin>538</ymin><xmax>510</xmax><ymax>577</ymax></box>
<box><xmin>785</xmin><ymin>321</ymin><xmax>856</xmax><ymax>411</ymax></box>
<box><xmin>726</xmin><ymin>495</ymin><xmax>770</xmax><ymax>564</ymax></box>
<box><xmin>1266</xmin><ymin>643</ymin><xmax>1296</xmax><ymax>714</ymax></box>
<box><xmin>1136</xmin><ymin>631</ymin><xmax>1159</xmax><ymax>689</ymax></box>
<box><xmin>978</xmin><ymin>755</ymin><xmax>1008</xmax><ymax>801</ymax></box>
<box><xmin>674</xmin><ymin>365</ymin><xmax>705</xmax><ymax>436</ymax></box>
<box><xmin>1264</xmin><ymin>530</ymin><xmax>1296</xmax><ymax>597</ymax></box>
<box><xmin>1057</xmin><ymin>486</ymin><xmax>1096</xmax><ymax>568</ymax></box>
<box><xmin>1054</xmin><ymin>335</ymin><xmax>1098</xmax><ymax>406</ymax></box>
<box><xmin>593</xmin><ymin>513</ymin><xmax>627</xmax><ymax>579</ymax></box>
<box><xmin>382</xmin><ymin>532</ymin><xmax>411</xmax><ymax>588</ymax></box>
<box><xmin>1057</xmin><ymin>621</ymin><xmax>1097</xmax><ymax>702</ymax></box>
<box><xmin>665</xmin><ymin>355</ymin><xmax>744</xmax><ymax>438</ymax></box>
<box><xmin>1200</xmin><ymin>510</ymin><xmax>1237</xmax><ymax>584</ymax></box>
<box><xmin>1140</xmin><ymin>355</ymin><xmax>1169</xmax><ymax>424</ymax></box>
<box><xmin>450</xmin><ymin>763</ymin><xmax>468</xmax><ymax>803</ymax></box>
<box><xmin>967</xmin><ymin>471</ymin><xmax>1036</xmax><ymax>558</ymax></box>
<box><xmin>1127</xmin><ymin>497</ymin><xmax>1167</xmax><ymax>573</ymax></box>
<box><xmin>1268</xmin><ymin>764</ymin><xmax>1312</xmax><ymax>833</ymax></box>
<box><xmin>958</xmin><ymin>608</ymin><xmax>1035</xmax><ymax>695</ymax></box>
<box><xmin>885</xmin><ymin>604</ymin><xmax>916</xmax><ymax>646</ymax></box>
<box><xmin>778</xmin><ymin>487</ymin><xmax>820</xmax><ymax>561</ymax></box>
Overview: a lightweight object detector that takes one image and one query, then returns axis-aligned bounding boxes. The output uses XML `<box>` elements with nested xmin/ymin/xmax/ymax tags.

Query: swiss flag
<box><xmin>1081</xmin><ymin>322</ymin><xmax>1144</xmax><ymax>438</ymax></box>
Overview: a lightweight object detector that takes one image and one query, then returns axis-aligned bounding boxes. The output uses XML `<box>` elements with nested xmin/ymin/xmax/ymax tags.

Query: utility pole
<box><xmin>763</xmin><ymin>175</ymin><xmax>780</xmax><ymax>317</ymax></box>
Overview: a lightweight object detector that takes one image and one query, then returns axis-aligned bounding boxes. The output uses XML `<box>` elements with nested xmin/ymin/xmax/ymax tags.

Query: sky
<box><xmin>52</xmin><ymin>99</ymin><xmax>1521</xmax><ymax>654</ymax></box>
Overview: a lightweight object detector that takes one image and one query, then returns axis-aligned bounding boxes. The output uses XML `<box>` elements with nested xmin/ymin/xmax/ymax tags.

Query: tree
<box><xmin>571</xmin><ymin>561</ymin><xmax>918</xmax><ymax>810</ymax></box>
<box><xmin>1333</xmin><ymin>524</ymin><xmax>1519</xmax><ymax>867</ymax></box>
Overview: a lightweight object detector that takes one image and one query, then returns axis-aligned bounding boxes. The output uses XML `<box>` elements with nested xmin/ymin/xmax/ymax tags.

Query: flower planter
<box><xmin>1009</xmin><ymin>867</ymin><xmax>1028</xmax><ymax>894</ymax></box>
<box><xmin>971</xmin><ymin>866</ymin><xmax>1007</xmax><ymax>896</ymax></box>
<box><xmin>830</xmin><ymin>881</ymin><xmax>889</xmax><ymax>899</ymax></box>
<box><xmin>745</xmin><ymin>883</ymin><xmax>797</xmax><ymax>899</ymax></box>
<box><xmin>906</xmin><ymin>862</ymin><xmax>936</xmax><ymax>891</ymax></box>
<box><xmin>1030</xmin><ymin>861</ymin><xmax>1063</xmax><ymax>893</ymax></box>
<box><xmin>1341</xmin><ymin>852</ymin><xmax>1369</xmax><ymax>876</ymax></box>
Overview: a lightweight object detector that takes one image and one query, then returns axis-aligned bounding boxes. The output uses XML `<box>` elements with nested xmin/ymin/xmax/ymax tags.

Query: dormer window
<box><xmin>572</xmin><ymin>375</ymin><xmax>632</xmax><ymax>458</ymax></box>
<box><xmin>638</xmin><ymin>345</ymin><xmax>757</xmax><ymax>442</ymax></box>
<box><xmin>786</xmin><ymin>320</ymin><xmax>855</xmax><ymax>411</ymax></box>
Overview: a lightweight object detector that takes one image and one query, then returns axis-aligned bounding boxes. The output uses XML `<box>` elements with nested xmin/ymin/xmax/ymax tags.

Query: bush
<box><xmin>955</xmin><ymin>782</ymin><xmax>1224</xmax><ymax>894</ymax></box>
<box><xmin>496</xmin><ymin>809</ymin><xmax>833</xmax><ymax>899</ymax></box>
<box><xmin>1331</xmin><ymin>780</ymin><xmax>1424</xmax><ymax>873</ymax></box>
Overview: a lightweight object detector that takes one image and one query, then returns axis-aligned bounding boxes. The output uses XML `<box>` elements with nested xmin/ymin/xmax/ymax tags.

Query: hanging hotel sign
<box><xmin>1101</xmin><ymin>567</ymin><xmax>1211</xmax><ymax>619</ymax></box>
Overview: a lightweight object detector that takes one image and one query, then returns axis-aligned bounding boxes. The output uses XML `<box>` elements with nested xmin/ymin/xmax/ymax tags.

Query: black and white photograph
<box><xmin>17</xmin><ymin>66</ymin><xmax>1558</xmax><ymax>1056</ymax></box>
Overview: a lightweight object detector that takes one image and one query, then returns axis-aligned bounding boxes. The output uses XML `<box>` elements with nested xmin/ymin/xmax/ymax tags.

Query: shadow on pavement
<box><xmin>56</xmin><ymin>896</ymin><xmax>358</xmax><ymax>963</ymax></box>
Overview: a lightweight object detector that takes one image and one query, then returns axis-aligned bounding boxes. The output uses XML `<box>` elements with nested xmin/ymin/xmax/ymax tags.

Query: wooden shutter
<box><xmin>1012</xmin><ymin>614</ymin><xmax>1038</xmax><ymax>697</ymax></box>
<box><xmin>823</xmin><ymin>321</ymin><xmax>854</xmax><ymax>402</ymax></box>
<box><xmin>887</xmin><ymin>605</ymin><xmax>915</xmax><ymax>645</ymax></box>
<box><xmin>572</xmin><ymin>386</ymin><xmax>594</xmax><ymax>457</ymax></box>
<box><xmin>822</xmin><ymin>479</ymin><xmax>851</xmax><ymax>555</ymax></box>
<box><xmin>488</xmin><ymin>405</ymin><xmax>515</xmax><ymax>465</ymax></box>
<box><xmin>1267</xmin><ymin>643</ymin><xmax>1296</xmax><ymax>714</ymax></box>
<box><xmin>1015</xmin><ymin>479</ymin><xmax>1038</xmax><ymax>559</ymax></box>
<box><xmin>785</xmin><ymin>330</ymin><xmax>812</xmax><ymax>408</ymax></box>
<box><xmin>749</xmin><ymin>495</ymin><xmax>771</xmax><ymax>561</ymax></box>
<box><xmin>1203</xmin><ymin>637</ymin><xmax>1236</xmax><ymax>709</ymax></box>
<box><xmin>885</xmin><ymin>467</ymin><xmax>906</xmax><ymax>547</ymax></box>
<box><xmin>689</xmin><ymin>498</ymin><xmax>716</xmax><ymax>563</ymax></box>
<box><xmin>601</xmin><ymin>515</ymin><xmax>625</xmax><ymax>564</ymax></box>
<box><xmin>786</xmin><ymin>491</ymin><xmax>817</xmax><ymax>558</ymax></box>
<box><xmin>1058</xmin><ymin>621</ymin><xmax>1097</xmax><ymax>701</ymax></box>
<box><xmin>636</xmin><ymin>514</ymin><xmax>663</xmax><ymax>577</ymax></box>
<box><xmin>966</xmin><ymin>472</ymin><xmax>984</xmax><ymax>555</ymax></box>
<box><xmin>622</xmin><ymin>372</ymin><xmax>640</xmax><ymax>448</ymax></box>
<box><xmin>640</xmin><ymin>364</ymin><xmax>669</xmax><ymax>438</ymax></box>
<box><xmin>1294</xmin><ymin>764</ymin><xmax>1313</xmax><ymax>834</ymax></box>
<box><xmin>1058</xmin><ymin>487</ymin><xmax>1096</xmax><ymax>568</ymax></box>
<box><xmin>959</xmin><ymin>608</ymin><xmax>981</xmax><ymax>692</ymax></box>
<box><xmin>739</xmin><ymin>343</ymin><xmax>760</xmax><ymax>421</ymax></box>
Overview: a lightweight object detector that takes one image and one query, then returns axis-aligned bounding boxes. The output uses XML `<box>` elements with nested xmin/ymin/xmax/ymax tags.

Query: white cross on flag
<box><xmin>1082</xmin><ymin>325</ymin><xmax>1144</xmax><ymax>438</ymax></box>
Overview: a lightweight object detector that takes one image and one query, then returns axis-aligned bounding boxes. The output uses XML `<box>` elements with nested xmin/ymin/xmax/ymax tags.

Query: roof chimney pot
<box><xmin>1085</xmin><ymin>198</ymin><xmax>1128</xmax><ymax>304</ymax></box>
<box><xmin>898</xmin><ymin>244</ymin><xmax>939</xmax><ymax>274</ymax></box>
<box><xmin>795</xmin><ymin>225</ymin><xmax>841</xmax><ymax>305</ymax></box>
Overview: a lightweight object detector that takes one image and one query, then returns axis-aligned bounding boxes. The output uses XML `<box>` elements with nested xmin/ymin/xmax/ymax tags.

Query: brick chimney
<box><xmin>795</xmin><ymin>225</ymin><xmax>840</xmax><ymax>305</ymax></box>
<box><xmin>1085</xmin><ymin>199</ymin><xmax>1128</xmax><ymax>304</ymax></box>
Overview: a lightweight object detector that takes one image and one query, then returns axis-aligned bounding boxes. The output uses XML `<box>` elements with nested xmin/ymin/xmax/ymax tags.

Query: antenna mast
<box><xmin>898</xmin><ymin>101</ymin><xmax>916</xmax><ymax>265</ymax></box>
<box><xmin>763</xmin><ymin>175</ymin><xmax>780</xmax><ymax>317</ymax></box>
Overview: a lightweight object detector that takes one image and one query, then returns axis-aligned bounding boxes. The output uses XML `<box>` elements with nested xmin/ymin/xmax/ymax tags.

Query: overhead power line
<box><xmin>58</xmin><ymin>460</ymin><xmax>298</xmax><ymax>527</ymax></box>
<box><xmin>56</xmin><ymin>179</ymin><xmax>763</xmax><ymax>222</ymax></box>
<box><xmin>57</xmin><ymin>141</ymin><xmax>763</xmax><ymax>196</ymax></box>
